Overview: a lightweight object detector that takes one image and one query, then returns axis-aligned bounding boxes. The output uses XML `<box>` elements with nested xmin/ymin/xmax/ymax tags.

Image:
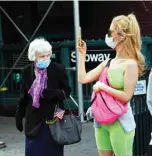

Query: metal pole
<box><xmin>0</xmin><ymin>1</ymin><xmax>79</xmax><ymax>109</ymax></box>
<box><xmin>73</xmin><ymin>0</ymin><xmax>85</xmax><ymax>122</ymax></box>
<box><xmin>0</xmin><ymin>1</ymin><xmax>80</xmax><ymax>110</ymax></box>
<box><xmin>0</xmin><ymin>1</ymin><xmax>55</xmax><ymax>89</ymax></box>
<box><xmin>0</xmin><ymin>6</ymin><xmax>29</xmax><ymax>42</ymax></box>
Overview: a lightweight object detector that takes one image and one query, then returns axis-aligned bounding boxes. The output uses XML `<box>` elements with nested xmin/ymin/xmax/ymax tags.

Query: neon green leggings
<box><xmin>95</xmin><ymin>121</ymin><xmax>135</xmax><ymax>156</ymax></box>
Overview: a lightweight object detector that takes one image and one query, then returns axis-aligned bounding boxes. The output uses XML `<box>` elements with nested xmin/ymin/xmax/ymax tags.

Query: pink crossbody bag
<box><xmin>90</xmin><ymin>59</ymin><xmax>128</xmax><ymax>124</ymax></box>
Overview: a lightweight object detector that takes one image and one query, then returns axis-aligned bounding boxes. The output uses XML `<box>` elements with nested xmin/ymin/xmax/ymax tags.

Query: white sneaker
<box><xmin>0</xmin><ymin>141</ymin><xmax>6</xmax><ymax>149</ymax></box>
<box><xmin>0</xmin><ymin>141</ymin><xmax>5</xmax><ymax>144</ymax></box>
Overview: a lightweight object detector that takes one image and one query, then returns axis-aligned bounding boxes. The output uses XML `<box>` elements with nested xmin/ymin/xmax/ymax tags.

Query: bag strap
<box><xmin>61</xmin><ymin>90</ymin><xmax>73</xmax><ymax>114</ymax></box>
<box><xmin>105</xmin><ymin>59</ymin><xmax>112</xmax><ymax>86</ymax></box>
<box><xmin>90</xmin><ymin>94</ymin><xmax>97</xmax><ymax>106</ymax></box>
<box><xmin>90</xmin><ymin>59</ymin><xmax>112</xmax><ymax>106</ymax></box>
<box><xmin>105</xmin><ymin>59</ymin><xmax>112</xmax><ymax>68</ymax></box>
<box><xmin>46</xmin><ymin>90</ymin><xmax>73</xmax><ymax>124</ymax></box>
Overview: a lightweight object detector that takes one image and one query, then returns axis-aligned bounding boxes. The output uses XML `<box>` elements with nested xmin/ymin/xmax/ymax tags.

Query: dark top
<box><xmin>16</xmin><ymin>62</ymin><xmax>71</xmax><ymax>136</ymax></box>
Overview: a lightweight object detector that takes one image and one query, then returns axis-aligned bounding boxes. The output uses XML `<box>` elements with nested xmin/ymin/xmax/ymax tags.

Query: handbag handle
<box><xmin>61</xmin><ymin>90</ymin><xmax>73</xmax><ymax>114</ymax></box>
<box><xmin>46</xmin><ymin>90</ymin><xmax>73</xmax><ymax>124</ymax></box>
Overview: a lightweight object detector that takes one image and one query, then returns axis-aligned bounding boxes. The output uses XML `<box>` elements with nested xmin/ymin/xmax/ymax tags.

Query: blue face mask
<box><xmin>36</xmin><ymin>60</ymin><xmax>51</xmax><ymax>69</ymax></box>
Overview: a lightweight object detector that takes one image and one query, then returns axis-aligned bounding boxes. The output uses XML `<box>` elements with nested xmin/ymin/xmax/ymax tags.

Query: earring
<box><xmin>120</xmin><ymin>36</ymin><xmax>124</xmax><ymax>40</ymax></box>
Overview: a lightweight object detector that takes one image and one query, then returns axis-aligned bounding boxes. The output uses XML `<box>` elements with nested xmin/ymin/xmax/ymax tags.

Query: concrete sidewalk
<box><xmin>0</xmin><ymin>117</ymin><xmax>98</xmax><ymax>156</ymax></box>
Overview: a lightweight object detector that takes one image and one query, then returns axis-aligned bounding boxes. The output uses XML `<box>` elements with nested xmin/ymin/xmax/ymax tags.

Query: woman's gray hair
<box><xmin>28</xmin><ymin>38</ymin><xmax>52</xmax><ymax>61</ymax></box>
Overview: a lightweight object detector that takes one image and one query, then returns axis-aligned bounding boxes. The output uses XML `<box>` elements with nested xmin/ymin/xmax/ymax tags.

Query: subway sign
<box><xmin>70</xmin><ymin>49</ymin><xmax>115</xmax><ymax>69</ymax></box>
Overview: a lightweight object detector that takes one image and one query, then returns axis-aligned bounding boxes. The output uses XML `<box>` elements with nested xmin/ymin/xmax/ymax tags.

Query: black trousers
<box><xmin>25</xmin><ymin>122</ymin><xmax>64</xmax><ymax>156</ymax></box>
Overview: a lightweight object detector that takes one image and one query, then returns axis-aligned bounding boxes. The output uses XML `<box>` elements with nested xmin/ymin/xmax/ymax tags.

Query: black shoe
<box><xmin>0</xmin><ymin>141</ymin><xmax>6</xmax><ymax>149</ymax></box>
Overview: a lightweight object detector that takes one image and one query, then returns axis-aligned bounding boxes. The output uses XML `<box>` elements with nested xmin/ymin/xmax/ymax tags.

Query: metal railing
<box><xmin>0</xmin><ymin>66</ymin><xmax>152</xmax><ymax>155</ymax></box>
<box><xmin>0</xmin><ymin>66</ymin><xmax>79</xmax><ymax>109</ymax></box>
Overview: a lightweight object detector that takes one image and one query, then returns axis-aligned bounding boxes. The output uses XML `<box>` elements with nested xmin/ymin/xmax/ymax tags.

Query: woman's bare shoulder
<box><xmin>125</xmin><ymin>59</ymin><xmax>138</xmax><ymax>68</ymax></box>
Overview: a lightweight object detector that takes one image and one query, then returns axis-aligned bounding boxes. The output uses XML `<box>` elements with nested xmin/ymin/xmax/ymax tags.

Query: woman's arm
<box><xmin>77</xmin><ymin>40</ymin><xmax>108</xmax><ymax>84</ymax></box>
<box><xmin>94</xmin><ymin>61</ymin><xmax>139</xmax><ymax>103</ymax></box>
<box><xmin>15</xmin><ymin>68</ymin><xmax>29</xmax><ymax>132</ymax></box>
<box><xmin>78</xmin><ymin>55</ymin><xmax>108</xmax><ymax>84</ymax></box>
<box><xmin>147</xmin><ymin>71</ymin><xmax>152</xmax><ymax>115</ymax></box>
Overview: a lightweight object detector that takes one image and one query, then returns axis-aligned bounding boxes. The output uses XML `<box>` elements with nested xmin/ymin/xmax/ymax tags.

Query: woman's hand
<box><xmin>93</xmin><ymin>81</ymin><xmax>107</xmax><ymax>92</ymax></box>
<box><xmin>77</xmin><ymin>38</ymin><xmax>87</xmax><ymax>56</ymax></box>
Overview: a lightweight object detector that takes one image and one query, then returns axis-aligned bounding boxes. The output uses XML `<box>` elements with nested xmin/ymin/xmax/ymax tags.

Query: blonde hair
<box><xmin>112</xmin><ymin>13</ymin><xmax>145</xmax><ymax>76</ymax></box>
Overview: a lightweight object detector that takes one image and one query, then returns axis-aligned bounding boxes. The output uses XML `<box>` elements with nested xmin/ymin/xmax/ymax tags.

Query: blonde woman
<box><xmin>78</xmin><ymin>14</ymin><xmax>145</xmax><ymax>156</ymax></box>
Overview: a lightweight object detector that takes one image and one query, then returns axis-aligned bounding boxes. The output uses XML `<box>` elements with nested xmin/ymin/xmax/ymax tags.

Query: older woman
<box><xmin>15</xmin><ymin>38</ymin><xmax>71</xmax><ymax>156</ymax></box>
